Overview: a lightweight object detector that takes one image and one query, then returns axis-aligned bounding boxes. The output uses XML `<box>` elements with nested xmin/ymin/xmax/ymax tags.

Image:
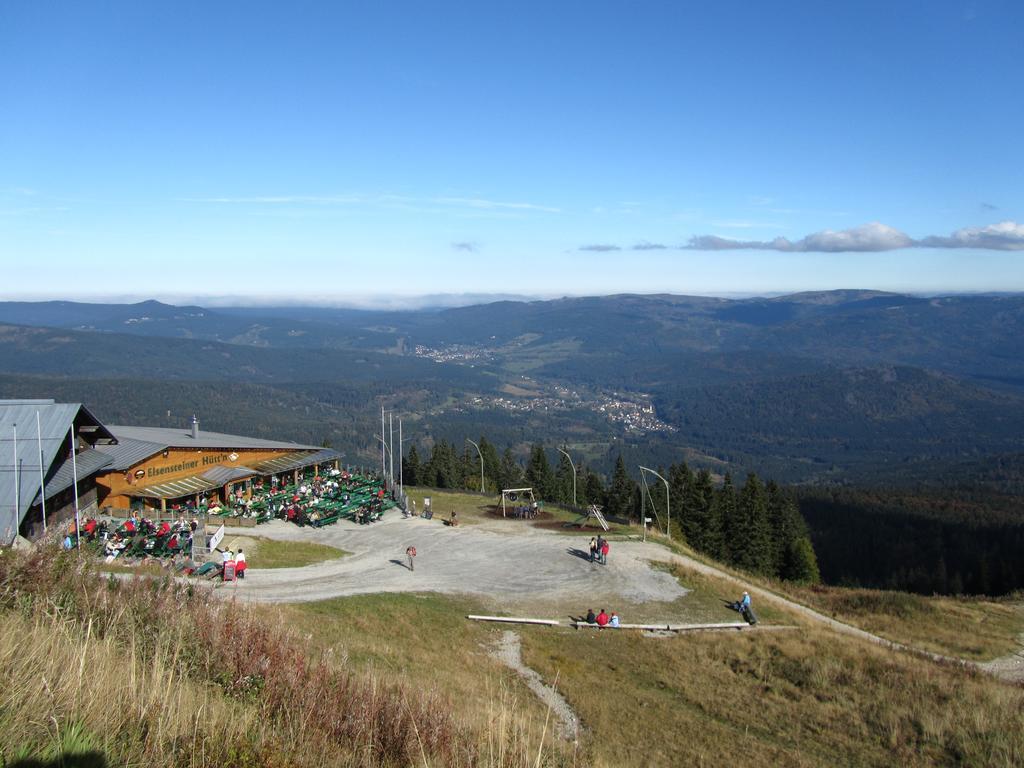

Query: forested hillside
<box><xmin>4</xmin><ymin>292</ymin><xmax>1024</xmax><ymax>595</ymax></box>
<box><xmin>799</xmin><ymin>487</ymin><xmax>1024</xmax><ymax>595</ymax></box>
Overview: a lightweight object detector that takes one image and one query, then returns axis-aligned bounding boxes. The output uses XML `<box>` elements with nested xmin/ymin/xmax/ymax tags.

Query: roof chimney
<box><xmin>191</xmin><ymin>414</ymin><xmax>199</xmax><ymax>440</ymax></box>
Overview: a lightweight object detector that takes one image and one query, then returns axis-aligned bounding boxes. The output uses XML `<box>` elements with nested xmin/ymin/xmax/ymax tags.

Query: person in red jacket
<box><xmin>595</xmin><ymin>609</ymin><xmax>610</xmax><ymax>628</ymax></box>
<box><xmin>600</xmin><ymin>539</ymin><xmax>610</xmax><ymax>565</ymax></box>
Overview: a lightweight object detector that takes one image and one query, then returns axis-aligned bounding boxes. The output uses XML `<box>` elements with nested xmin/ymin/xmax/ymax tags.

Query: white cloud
<box><xmin>919</xmin><ymin>221</ymin><xmax>1024</xmax><ymax>250</ymax></box>
<box><xmin>683</xmin><ymin>221</ymin><xmax>1024</xmax><ymax>252</ymax></box>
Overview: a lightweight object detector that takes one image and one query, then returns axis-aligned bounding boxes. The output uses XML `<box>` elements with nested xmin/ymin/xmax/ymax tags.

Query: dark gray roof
<box><xmin>0</xmin><ymin>400</ymin><xmax>115</xmax><ymax>543</ymax></box>
<box><xmin>106</xmin><ymin>424</ymin><xmax>319</xmax><ymax>453</ymax></box>
<box><xmin>35</xmin><ymin>449</ymin><xmax>114</xmax><ymax>503</ymax></box>
<box><xmin>94</xmin><ymin>437</ymin><xmax>169</xmax><ymax>471</ymax></box>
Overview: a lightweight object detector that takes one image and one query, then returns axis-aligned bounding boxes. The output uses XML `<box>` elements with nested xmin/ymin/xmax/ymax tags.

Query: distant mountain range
<box><xmin>1</xmin><ymin>291</ymin><xmax>1022</xmax><ymax>486</ymax></box>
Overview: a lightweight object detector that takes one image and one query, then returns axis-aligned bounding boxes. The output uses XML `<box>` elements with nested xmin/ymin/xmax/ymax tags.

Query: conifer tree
<box><xmin>402</xmin><ymin>444</ymin><xmax>421</xmax><ymax>487</ymax></box>
<box><xmin>479</xmin><ymin>436</ymin><xmax>501</xmax><ymax>492</ymax></box>
<box><xmin>670</xmin><ymin>462</ymin><xmax>696</xmax><ymax>546</ymax></box>
<box><xmin>715</xmin><ymin>474</ymin><xmax>740</xmax><ymax>563</ymax></box>
<box><xmin>767</xmin><ymin>481</ymin><xmax>807</xmax><ymax>576</ymax></box>
<box><xmin>735</xmin><ymin>473</ymin><xmax>773</xmax><ymax>575</ymax></box>
<box><xmin>498</xmin><ymin>448</ymin><xmax>524</xmax><ymax>490</ymax></box>
<box><xmin>784</xmin><ymin>537</ymin><xmax>821</xmax><ymax>584</ymax></box>
<box><xmin>583</xmin><ymin>468</ymin><xmax>606</xmax><ymax>506</ymax></box>
<box><xmin>607</xmin><ymin>454</ymin><xmax>638</xmax><ymax>519</ymax></box>
<box><xmin>689</xmin><ymin>468</ymin><xmax>719</xmax><ymax>556</ymax></box>
<box><xmin>554</xmin><ymin>451</ymin><xmax>576</xmax><ymax>505</ymax></box>
<box><xmin>525</xmin><ymin>443</ymin><xmax>555</xmax><ymax>499</ymax></box>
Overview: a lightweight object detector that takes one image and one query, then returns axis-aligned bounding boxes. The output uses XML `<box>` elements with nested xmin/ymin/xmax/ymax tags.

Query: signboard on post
<box><xmin>209</xmin><ymin>523</ymin><xmax>225</xmax><ymax>551</ymax></box>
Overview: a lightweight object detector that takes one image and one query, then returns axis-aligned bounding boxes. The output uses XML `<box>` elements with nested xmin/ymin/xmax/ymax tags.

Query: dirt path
<box><xmin>490</xmin><ymin>631</ymin><xmax>580</xmax><ymax>742</ymax></box>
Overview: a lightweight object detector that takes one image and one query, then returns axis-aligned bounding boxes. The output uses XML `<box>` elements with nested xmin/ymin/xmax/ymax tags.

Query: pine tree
<box><xmin>669</xmin><ymin>462</ymin><xmax>695</xmax><ymax>546</ymax></box>
<box><xmin>402</xmin><ymin>444</ymin><xmax>421</xmax><ymax>487</ymax></box>
<box><xmin>554</xmin><ymin>450</ymin><xmax>576</xmax><ymax>505</ymax></box>
<box><xmin>714</xmin><ymin>474</ymin><xmax>740</xmax><ymax>563</ymax></box>
<box><xmin>525</xmin><ymin>443</ymin><xmax>555</xmax><ymax>500</ymax></box>
<box><xmin>479</xmin><ymin>436</ymin><xmax>501</xmax><ymax>492</ymax></box>
<box><xmin>735</xmin><ymin>473</ymin><xmax>774</xmax><ymax>575</ymax></box>
<box><xmin>689</xmin><ymin>468</ymin><xmax>719</xmax><ymax>556</ymax></box>
<box><xmin>427</xmin><ymin>440</ymin><xmax>458</xmax><ymax>489</ymax></box>
<box><xmin>583</xmin><ymin>468</ymin><xmax>606</xmax><ymax>506</ymax></box>
<box><xmin>767</xmin><ymin>481</ymin><xmax>806</xmax><ymax>577</ymax></box>
<box><xmin>784</xmin><ymin>537</ymin><xmax>821</xmax><ymax>584</ymax></box>
<box><xmin>498</xmin><ymin>448</ymin><xmax>524</xmax><ymax>490</ymax></box>
<box><xmin>607</xmin><ymin>454</ymin><xmax>638</xmax><ymax>519</ymax></box>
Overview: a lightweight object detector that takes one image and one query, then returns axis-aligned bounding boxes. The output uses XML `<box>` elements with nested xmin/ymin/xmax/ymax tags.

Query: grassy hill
<box><xmin>3</xmin><ymin>486</ymin><xmax>1022</xmax><ymax>766</ymax></box>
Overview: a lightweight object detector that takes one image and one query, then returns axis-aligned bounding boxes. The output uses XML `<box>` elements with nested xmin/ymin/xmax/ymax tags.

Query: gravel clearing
<box><xmin>229</xmin><ymin>516</ymin><xmax>687</xmax><ymax>605</ymax></box>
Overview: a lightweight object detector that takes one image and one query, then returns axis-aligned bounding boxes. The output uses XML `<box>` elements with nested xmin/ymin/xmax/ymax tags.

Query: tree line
<box><xmin>403</xmin><ymin>439</ymin><xmax>820</xmax><ymax>584</ymax></box>
<box><xmin>799</xmin><ymin>488</ymin><xmax>1024</xmax><ymax>596</ymax></box>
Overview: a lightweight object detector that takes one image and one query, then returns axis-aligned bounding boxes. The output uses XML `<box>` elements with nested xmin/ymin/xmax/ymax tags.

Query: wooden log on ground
<box><xmin>570</xmin><ymin>621</ymin><xmax>750</xmax><ymax>631</ymax></box>
<box><xmin>467</xmin><ymin>615</ymin><xmax>560</xmax><ymax>626</ymax></box>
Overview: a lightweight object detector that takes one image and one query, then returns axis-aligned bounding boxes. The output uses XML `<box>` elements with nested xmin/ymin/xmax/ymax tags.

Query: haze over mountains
<box><xmin>1</xmin><ymin>290</ymin><xmax>1023</xmax><ymax>487</ymax></box>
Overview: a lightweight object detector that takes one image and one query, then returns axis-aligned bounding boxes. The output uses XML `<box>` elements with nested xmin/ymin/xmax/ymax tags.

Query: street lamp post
<box><xmin>465</xmin><ymin>438</ymin><xmax>484</xmax><ymax>493</ymax></box>
<box><xmin>557</xmin><ymin>446</ymin><xmax>577</xmax><ymax>507</ymax></box>
<box><xmin>639</xmin><ymin>465</ymin><xmax>670</xmax><ymax>540</ymax></box>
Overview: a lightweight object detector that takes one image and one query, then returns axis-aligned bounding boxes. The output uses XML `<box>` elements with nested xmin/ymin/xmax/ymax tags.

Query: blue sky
<box><xmin>1</xmin><ymin>1</ymin><xmax>1022</xmax><ymax>305</ymax></box>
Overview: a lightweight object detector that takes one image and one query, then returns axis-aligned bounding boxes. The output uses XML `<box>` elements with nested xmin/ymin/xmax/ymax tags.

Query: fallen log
<box><xmin>467</xmin><ymin>615</ymin><xmax>560</xmax><ymax>626</ymax></box>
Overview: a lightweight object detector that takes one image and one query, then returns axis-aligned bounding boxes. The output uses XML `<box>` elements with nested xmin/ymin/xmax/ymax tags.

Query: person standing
<box><xmin>235</xmin><ymin>548</ymin><xmax>246</xmax><ymax>579</ymax></box>
<box><xmin>589</xmin><ymin>536</ymin><xmax>598</xmax><ymax>563</ymax></box>
<box><xmin>601</xmin><ymin>538</ymin><xmax>610</xmax><ymax>565</ymax></box>
<box><xmin>406</xmin><ymin>545</ymin><xmax>417</xmax><ymax>572</ymax></box>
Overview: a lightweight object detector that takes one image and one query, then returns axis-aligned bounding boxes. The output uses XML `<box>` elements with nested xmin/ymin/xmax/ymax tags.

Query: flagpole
<box><xmin>70</xmin><ymin>425</ymin><xmax>80</xmax><ymax>550</ymax></box>
<box><xmin>12</xmin><ymin>424</ymin><xmax>18</xmax><ymax>539</ymax></box>
<box><xmin>37</xmin><ymin>412</ymin><xmax>46</xmax><ymax>534</ymax></box>
<box><xmin>389</xmin><ymin>413</ymin><xmax>394</xmax><ymax>490</ymax></box>
<box><xmin>381</xmin><ymin>405</ymin><xmax>386</xmax><ymax>477</ymax></box>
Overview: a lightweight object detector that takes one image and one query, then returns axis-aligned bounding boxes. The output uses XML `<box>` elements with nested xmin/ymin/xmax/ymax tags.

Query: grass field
<box><xmin>277</xmin><ymin>592</ymin><xmax>572</xmax><ymax>762</ymax></box>
<box><xmin>786</xmin><ymin>584</ymin><xmax>1024</xmax><ymax>661</ymax></box>
<box><xmin>276</xmin><ymin>584</ymin><xmax>1024</xmax><ymax>767</ymax></box>
<box><xmin>220</xmin><ymin>534</ymin><xmax>348</xmax><ymax>568</ymax></box>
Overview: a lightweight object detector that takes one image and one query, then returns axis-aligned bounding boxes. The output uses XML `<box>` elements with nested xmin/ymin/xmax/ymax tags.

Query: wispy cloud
<box><xmin>981</xmin><ymin>202</ymin><xmax>999</xmax><ymax>211</ymax></box>
<box><xmin>184</xmin><ymin>195</ymin><xmax>365</xmax><ymax>204</ymax></box>
<box><xmin>183</xmin><ymin>193</ymin><xmax>560</xmax><ymax>215</ymax></box>
<box><xmin>633</xmin><ymin>241</ymin><xmax>667</xmax><ymax>250</ymax></box>
<box><xmin>451</xmin><ymin>241</ymin><xmax>479</xmax><ymax>253</ymax></box>
<box><xmin>579</xmin><ymin>244</ymin><xmax>621</xmax><ymax>252</ymax></box>
<box><xmin>684</xmin><ymin>221</ymin><xmax>1024</xmax><ymax>252</ymax></box>
<box><xmin>709</xmin><ymin>220</ymin><xmax>784</xmax><ymax>230</ymax></box>
<box><xmin>432</xmin><ymin>196</ymin><xmax>560</xmax><ymax>213</ymax></box>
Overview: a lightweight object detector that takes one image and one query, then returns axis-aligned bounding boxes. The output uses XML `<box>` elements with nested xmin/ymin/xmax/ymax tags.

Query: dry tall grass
<box><xmin>0</xmin><ymin>547</ymin><xmax>552</xmax><ymax>767</ymax></box>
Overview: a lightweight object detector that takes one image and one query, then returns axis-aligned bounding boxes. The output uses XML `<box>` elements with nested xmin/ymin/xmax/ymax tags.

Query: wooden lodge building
<box><xmin>1</xmin><ymin>399</ymin><xmax>340</xmax><ymax>544</ymax></box>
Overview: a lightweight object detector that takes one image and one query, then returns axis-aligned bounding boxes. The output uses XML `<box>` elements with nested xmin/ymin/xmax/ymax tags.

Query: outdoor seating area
<box><xmin>208</xmin><ymin>468</ymin><xmax>395</xmax><ymax>528</ymax></box>
<box><xmin>69</xmin><ymin>515</ymin><xmax>198</xmax><ymax>562</ymax></box>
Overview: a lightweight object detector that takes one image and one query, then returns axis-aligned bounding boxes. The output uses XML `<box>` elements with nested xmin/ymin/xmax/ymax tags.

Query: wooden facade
<box><xmin>96</xmin><ymin>446</ymin><xmax>305</xmax><ymax>510</ymax></box>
